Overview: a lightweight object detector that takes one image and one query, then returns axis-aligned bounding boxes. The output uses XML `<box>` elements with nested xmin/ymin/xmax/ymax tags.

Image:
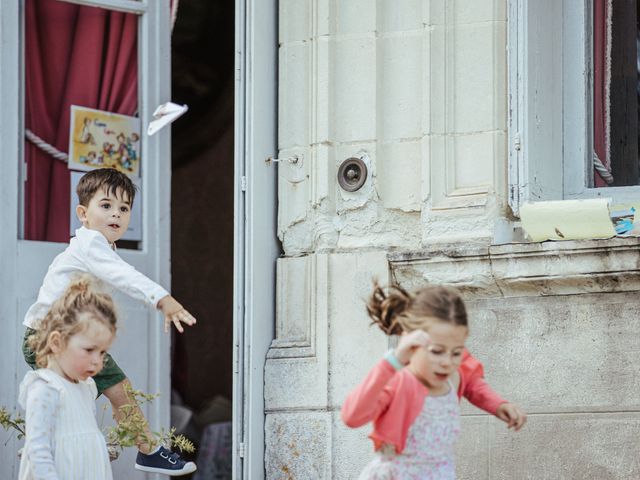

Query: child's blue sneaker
<box><xmin>134</xmin><ymin>446</ymin><xmax>197</xmax><ymax>476</ymax></box>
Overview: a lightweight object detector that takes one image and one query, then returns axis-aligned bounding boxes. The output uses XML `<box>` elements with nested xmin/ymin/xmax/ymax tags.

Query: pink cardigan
<box><xmin>341</xmin><ymin>350</ymin><xmax>506</xmax><ymax>454</ymax></box>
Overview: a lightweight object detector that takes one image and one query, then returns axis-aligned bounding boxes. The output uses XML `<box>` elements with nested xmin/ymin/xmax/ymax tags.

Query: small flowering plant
<box><xmin>104</xmin><ymin>384</ymin><xmax>195</xmax><ymax>460</ymax></box>
<box><xmin>2</xmin><ymin>386</ymin><xmax>194</xmax><ymax>461</ymax></box>
<box><xmin>0</xmin><ymin>407</ymin><xmax>25</xmax><ymax>441</ymax></box>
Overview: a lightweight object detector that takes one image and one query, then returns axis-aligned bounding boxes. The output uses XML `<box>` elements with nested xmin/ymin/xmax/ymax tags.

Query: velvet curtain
<box><xmin>24</xmin><ymin>0</ymin><xmax>138</xmax><ymax>242</ymax></box>
<box><xmin>593</xmin><ymin>0</ymin><xmax>610</xmax><ymax>187</ymax></box>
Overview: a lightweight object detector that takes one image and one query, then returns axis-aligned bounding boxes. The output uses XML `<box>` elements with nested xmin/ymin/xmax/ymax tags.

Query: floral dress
<box><xmin>358</xmin><ymin>381</ymin><xmax>461</xmax><ymax>480</ymax></box>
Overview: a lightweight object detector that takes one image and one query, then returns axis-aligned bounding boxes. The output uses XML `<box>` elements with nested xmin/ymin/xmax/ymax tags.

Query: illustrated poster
<box><xmin>69</xmin><ymin>105</ymin><xmax>141</xmax><ymax>177</ymax></box>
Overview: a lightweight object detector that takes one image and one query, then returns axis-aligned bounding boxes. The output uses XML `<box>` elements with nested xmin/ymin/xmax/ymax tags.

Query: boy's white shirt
<box><xmin>23</xmin><ymin>226</ymin><xmax>169</xmax><ymax>329</ymax></box>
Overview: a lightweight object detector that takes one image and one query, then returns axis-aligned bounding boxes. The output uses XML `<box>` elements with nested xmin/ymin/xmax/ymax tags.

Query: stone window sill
<box><xmin>388</xmin><ymin>237</ymin><xmax>640</xmax><ymax>298</ymax></box>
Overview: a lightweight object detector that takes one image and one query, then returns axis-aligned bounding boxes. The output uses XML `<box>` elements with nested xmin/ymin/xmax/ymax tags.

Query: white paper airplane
<box><xmin>147</xmin><ymin>102</ymin><xmax>188</xmax><ymax>136</ymax></box>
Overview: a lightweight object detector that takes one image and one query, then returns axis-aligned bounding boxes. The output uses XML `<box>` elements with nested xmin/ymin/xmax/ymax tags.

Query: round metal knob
<box><xmin>338</xmin><ymin>157</ymin><xmax>368</xmax><ymax>192</ymax></box>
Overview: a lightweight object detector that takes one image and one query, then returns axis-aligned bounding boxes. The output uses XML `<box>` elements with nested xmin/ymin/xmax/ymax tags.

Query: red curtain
<box><xmin>593</xmin><ymin>0</ymin><xmax>610</xmax><ymax>187</ymax></box>
<box><xmin>25</xmin><ymin>0</ymin><xmax>138</xmax><ymax>242</ymax></box>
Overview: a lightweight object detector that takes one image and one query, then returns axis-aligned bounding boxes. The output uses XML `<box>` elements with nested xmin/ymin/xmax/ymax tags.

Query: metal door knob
<box><xmin>338</xmin><ymin>157</ymin><xmax>368</xmax><ymax>192</ymax></box>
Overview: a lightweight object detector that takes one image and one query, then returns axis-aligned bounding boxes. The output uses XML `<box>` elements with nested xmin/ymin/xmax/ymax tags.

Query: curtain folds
<box><xmin>24</xmin><ymin>0</ymin><xmax>138</xmax><ymax>242</ymax></box>
<box><xmin>593</xmin><ymin>0</ymin><xmax>611</xmax><ymax>187</ymax></box>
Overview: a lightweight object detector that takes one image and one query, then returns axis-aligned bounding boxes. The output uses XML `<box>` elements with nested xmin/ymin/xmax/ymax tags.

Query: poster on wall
<box><xmin>69</xmin><ymin>170</ymin><xmax>142</xmax><ymax>242</ymax></box>
<box><xmin>68</xmin><ymin>105</ymin><xmax>141</xmax><ymax>177</ymax></box>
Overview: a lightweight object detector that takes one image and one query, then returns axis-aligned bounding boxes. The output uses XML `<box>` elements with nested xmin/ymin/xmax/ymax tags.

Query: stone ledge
<box><xmin>389</xmin><ymin>237</ymin><xmax>640</xmax><ymax>298</ymax></box>
<box><xmin>266</xmin><ymin>338</ymin><xmax>315</xmax><ymax>359</ymax></box>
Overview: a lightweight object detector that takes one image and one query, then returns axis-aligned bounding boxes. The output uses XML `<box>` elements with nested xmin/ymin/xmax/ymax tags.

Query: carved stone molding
<box><xmin>267</xmin><ymin>254</ymin><xmax>328</xmax><ymax>359</ymax></box>
<box><xmin>389</xmin><ymin>237</ymin><xmax>640</xmax><ymax>298</ymax></box>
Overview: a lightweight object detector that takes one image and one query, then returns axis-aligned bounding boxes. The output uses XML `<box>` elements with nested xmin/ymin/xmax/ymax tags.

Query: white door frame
<box><xmin>0</xmin><ymin>2</ymin><xmax>22</xmax><ymax>478</ymax></box>
<box><xmin>233</xmin><ymin>0</ymin><xmax>278</xmax><ymax>478</ymax></box>
<box><xmin>0</xmin><ymin>2</ymin><xmax>171</xmax><ymax>478</ymax></box>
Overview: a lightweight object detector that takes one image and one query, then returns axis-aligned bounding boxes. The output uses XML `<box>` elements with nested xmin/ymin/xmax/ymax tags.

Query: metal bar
<box><xmin>56</xmin><ymin>0</ymin><xmax>147</xmax><ymax>15</ymax></box>
<box><xmin>232</xmin><ymin>0</ymin><xmax>248</xmax><ymax>477</ymax></box>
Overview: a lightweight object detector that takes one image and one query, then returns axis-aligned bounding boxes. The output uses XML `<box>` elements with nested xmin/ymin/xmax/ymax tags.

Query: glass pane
<box><xmin>592</xmin><ymin>0</ymin><xmax>640</xmax><ymax>187</ymax></box>
<box><xmin>23</xmin><ymin>0</ymin><xmax>139</xmax><ymax>245</ymax></box>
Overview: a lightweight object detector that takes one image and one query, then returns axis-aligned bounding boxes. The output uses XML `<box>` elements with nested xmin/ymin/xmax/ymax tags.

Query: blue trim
<box><xmin>384</xmin><ymin>349</ymin><xmax>404</xmax><ymax>371</ymax></box>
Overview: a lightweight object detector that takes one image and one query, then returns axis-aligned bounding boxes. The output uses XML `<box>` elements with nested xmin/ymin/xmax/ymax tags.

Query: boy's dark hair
<box><xmin>77</xmin><ymin>168</ymin><xmax>137</xmax><ymax>206</ymax></box>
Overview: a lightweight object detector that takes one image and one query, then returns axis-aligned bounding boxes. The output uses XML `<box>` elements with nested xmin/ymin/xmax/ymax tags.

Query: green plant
<box><xmin>2</xmin><ymin>385</ymin><xmax>195</xmax><ymax>460</ymax></box>
<box><xmin>105</xmin><ymin>384</ymin><xmax>195</xmax><ymax>456</ymax></box>
<box><xmin>0</xmin><ymin>407</ymin><xmax>25</xmax><ymax>440</ymax></box>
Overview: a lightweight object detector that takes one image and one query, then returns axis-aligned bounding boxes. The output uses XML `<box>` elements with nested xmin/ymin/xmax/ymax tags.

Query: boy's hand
<box><xmin>394</xmin><ymin>330</ymin><xmax>430</xmax><ymax>366</ymax></box>
<box><xmin>157</xmin><ymin>295</ymin><xmax>197</xmax><ymax>333</ymax></box>
<box><xmin>496</xmin><ymin>402</ymin><xmax>527</xmax><ymax>431</ymax></box>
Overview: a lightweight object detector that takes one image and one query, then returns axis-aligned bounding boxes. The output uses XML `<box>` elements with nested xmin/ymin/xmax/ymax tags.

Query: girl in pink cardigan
<box><xmin>341</xmin><ymin>284</ymin><xmax>526</xmax><ymax>479</ymax></box>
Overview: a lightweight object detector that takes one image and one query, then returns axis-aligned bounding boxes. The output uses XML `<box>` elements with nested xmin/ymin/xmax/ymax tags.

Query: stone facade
<box><xmin>268</xmin><ymin>0</ymin><xmax>640</xmax><ymax>479</ymax></box>
<box><xmin>277</xmin><ymin>0</ymin><xmax>507</xmax><ymax>254</ymax></box>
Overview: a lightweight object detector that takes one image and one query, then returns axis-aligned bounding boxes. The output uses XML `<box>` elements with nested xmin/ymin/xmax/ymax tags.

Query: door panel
<box><xmin>234</xmin><ymin>0</ymin><xmax>278</xmax><ymax>478</ymax></box>
<box><xmin>1</xmin><ymin>1</ymin><xmax>172</xmax><ymax>479</ymax></box>
<box><xmin>15</xmin><ymin>243</ymin><xmax>157</xmax><ymax>478</ymax></box>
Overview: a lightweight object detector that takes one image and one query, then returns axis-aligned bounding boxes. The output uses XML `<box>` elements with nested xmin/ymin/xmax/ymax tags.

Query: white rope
<box><xmin>605</xmin><ymin>0</ymin><xmax>612</xmax><ymax>171</ymax></box>
<box><xmin>25</xmin><ymin>129</ymin><xmax>69</xmax><ymax>163</ymax></box>
<box><xmin>26</xmin><ymin>119</ymin><xmax>617</xmax><ymax>187</ymax></box>
<box><xmin>25</xmin><ymin>3</ymin><xmax>179</xmax><ymax>163</ymax></box>
<box><xmin>593</xmin><ymin>151</ymin><xmax>614</xmax><ymax>184</ymax></box>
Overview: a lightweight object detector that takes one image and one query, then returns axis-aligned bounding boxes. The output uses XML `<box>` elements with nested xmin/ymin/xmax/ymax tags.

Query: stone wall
<box><xmin>393</xmin><ymin>239</ymin><xmax>640</xmax><ymax>479</ymax></box>
<box><xmin>266</xmin><ymin>242</ymin><xmax>640</xmax><ymax>479</ymax></box>
<box><xmin>268</xmin><ymin>0</ymin><xmax>640</xmax><ymax>478</ymax></box>
<box><xmin>277</xmin><ymin>0</ymin><xmax>507</xmax><ymax>255</ymax></box>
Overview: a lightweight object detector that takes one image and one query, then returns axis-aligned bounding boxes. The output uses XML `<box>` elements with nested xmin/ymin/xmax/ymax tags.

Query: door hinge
<box><xmin>238</xmin><ymin>442</ymin><xmax>246</xmax><ymax>458</ymax></box>
<box><xmin>509</xmin><ymin>184</ymin><xmax>519</xmax><ymax>205</ymax></box>
<box><xmin>240</xmin><ymin>176</ymin><xmax>247</xmax><ymax>192</ymax></box>
<box><xmin>509</xmin><ymin>184</ymin><xmax>523</xmax><ymax>216</ymax></box>
<box><xmin>513</xmin><ymin>132</ymin><xmax>522</xmax><ymax>152</ymax></box>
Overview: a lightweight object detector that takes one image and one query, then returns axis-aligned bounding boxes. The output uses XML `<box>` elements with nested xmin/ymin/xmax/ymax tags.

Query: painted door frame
<box><xmin>233</xmin><ymin>0</ymin><xmax>278</xmax><ymax>478</ymax></box>
<box><xmin>0</xmin><ymin>2</ymin><xmax>171</xmax><ymax>478</ymax></box>
<box><xmin>0</xmin><ymin>2</ymin><xmax>22</xmax><ymax>478</ymax></box>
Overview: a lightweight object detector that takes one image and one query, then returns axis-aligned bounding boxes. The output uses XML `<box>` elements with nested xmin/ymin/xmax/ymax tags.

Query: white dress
<box><xmin>18</xmin><ymin>369</ymin><xmax>113</xmax><ymax>480</ymax></box>
<box><xmin>358</xmin><ymin>381</ymin><xmax>461</xmax><ymax>480</ymax></box>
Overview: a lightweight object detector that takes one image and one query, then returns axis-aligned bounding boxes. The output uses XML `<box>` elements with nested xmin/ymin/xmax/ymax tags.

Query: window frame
<box><xmin>508</xmin><ymin>0</ymin><xmax>640</xmax><ymax>217</ymax></box>
<box><xmin>16</xmin><ymin>0</ymin><xmax>165</xmax><ymax>249</ymax></box>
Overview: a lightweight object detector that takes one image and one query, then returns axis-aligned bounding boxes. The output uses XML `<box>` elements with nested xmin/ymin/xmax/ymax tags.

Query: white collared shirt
<box><xmin>23</xmin><ymin>227</ymin><xmax>169</xmax><ymax>328</ymax></box>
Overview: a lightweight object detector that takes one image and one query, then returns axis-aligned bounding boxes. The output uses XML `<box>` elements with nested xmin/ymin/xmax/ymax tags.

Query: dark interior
<box><xmin>609</xmin><ymin>0</ymin><xmax>640</xmax><ymax>185</ymax></box>
<box><xmin>169</xmin><ymin>1</ymin><xmax>235</xmax><ymax>476</ymax></box>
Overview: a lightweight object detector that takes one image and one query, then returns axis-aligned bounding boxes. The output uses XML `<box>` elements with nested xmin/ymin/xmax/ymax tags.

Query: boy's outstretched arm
<box><xmin>157</xmin><ymin>295</ymin><xmax>197</xmax><ymax>333</ymax></box>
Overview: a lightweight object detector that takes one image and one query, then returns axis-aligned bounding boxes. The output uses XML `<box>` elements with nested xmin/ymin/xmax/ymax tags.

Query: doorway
<box><xmin>170</xmin><ymin>2</ymin><xmax>235</xmax><ymax>478</ymax></box>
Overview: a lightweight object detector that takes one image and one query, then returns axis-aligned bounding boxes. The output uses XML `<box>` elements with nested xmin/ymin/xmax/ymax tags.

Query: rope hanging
<box><xmin>25</xmin><ymin>128</ymin><xmax>69</xmax><ymax>163</ymax></box>
<box><xmin>171</xmin><ymin>0</ymin><xmax>180</xmax><ymax>31</ymax></box>
<box><xmin>593</xmin><ymin>151</ymin><xmax>614</xmax><ymax>185</ymax></box>
<box><xmin>25</xmin><ymin>2</ymin><xmax>180</xmax><ymax>163</ymax></box>
<box><xmin>26</xmin><ymin>123</ymin><xmax>618</xmax><ymax>187</ymax></box>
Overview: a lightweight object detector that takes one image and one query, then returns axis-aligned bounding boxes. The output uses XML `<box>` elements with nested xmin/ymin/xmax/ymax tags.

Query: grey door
<box><xmin>233</xmin><ymin>0</ymin><xmax>279</xmax><ymax>478</ymax></box>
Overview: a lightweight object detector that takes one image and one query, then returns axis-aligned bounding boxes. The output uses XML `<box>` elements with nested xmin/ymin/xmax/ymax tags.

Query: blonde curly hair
<box><xmin>28</xmin><ymin>274</ymin><xmax>118</xmax><ymax>368</ymax></box>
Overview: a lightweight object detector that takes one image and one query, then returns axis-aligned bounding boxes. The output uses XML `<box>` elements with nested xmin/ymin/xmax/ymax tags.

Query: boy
<box><xmin>22</xmin><ymin>168</ymin><xmax>197</xmax><ymax>476</ymax></box>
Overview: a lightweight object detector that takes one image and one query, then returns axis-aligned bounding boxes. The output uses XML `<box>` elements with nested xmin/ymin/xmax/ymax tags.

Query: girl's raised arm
<box><xmin>341</xmin><ymin>358</ymin><xmax>397</xmax><ymax>428</ymax></box>
<box><xmin>458</xmin><ymin>351</ymin><xmax>506</xmax><ymax>415</ymax></box>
